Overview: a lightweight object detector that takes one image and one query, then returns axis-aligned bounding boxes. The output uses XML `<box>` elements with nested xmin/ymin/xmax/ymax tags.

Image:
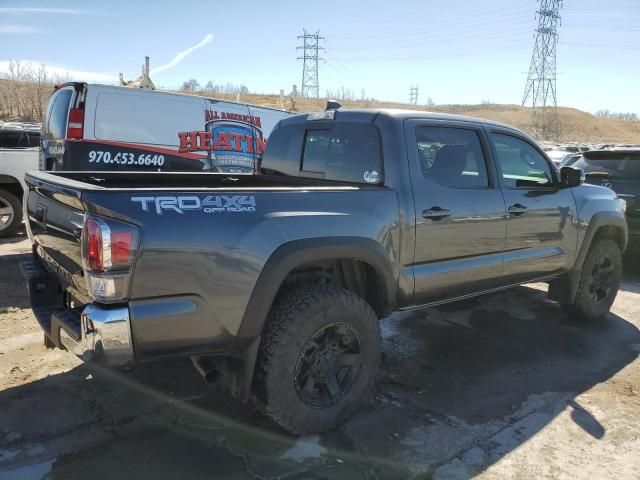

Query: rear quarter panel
<box><xmin>82</xmin><ymin>187</ymin><xmax>400</xmax><ymax>358</ymax></box>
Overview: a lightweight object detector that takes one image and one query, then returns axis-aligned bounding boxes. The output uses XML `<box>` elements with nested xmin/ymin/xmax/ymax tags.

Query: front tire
<box><xmin>255</xmin><ymin>286</ymin><xmax>381</xmax><ymax>435</ymax></box>
<box><xmin>563</xmin><ymin>239</ymin><xmax>622</xmax><ymax>321</ymax></box>
<box><xmin>0</xmin><ymin>189</ymin><xmax>22</xmax><ymax>238</ymax></box>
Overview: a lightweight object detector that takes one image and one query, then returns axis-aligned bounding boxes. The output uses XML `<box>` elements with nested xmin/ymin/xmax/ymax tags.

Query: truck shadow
<box><xmin>0</xmin><ymin>252</ymin><xmax>32</xmax><ymax>310</ymax></box>
<box><xmin>1</xmin><ymin>283</ymin><xmax>639</xmax><ymax>479</ymax></box>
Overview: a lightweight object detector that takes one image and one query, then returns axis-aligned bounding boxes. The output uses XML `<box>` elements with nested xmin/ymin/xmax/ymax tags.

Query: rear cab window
<box><xmin>261</xmin><ymin>122</ymin><xmax>383</xmax><ymax>184</ymax></box>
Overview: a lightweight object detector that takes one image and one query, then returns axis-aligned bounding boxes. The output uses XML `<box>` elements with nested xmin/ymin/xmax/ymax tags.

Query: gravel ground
<box><xmin>1</xmin><ymin>232</ymin><xmax>639</xmax><ymax>479</ymax></box>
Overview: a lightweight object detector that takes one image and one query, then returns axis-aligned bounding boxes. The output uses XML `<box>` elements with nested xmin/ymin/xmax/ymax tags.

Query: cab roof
<box><xmin>280</xmin><ymin>108</ymin><xmax>524</xmax><ymax>134</ymax></box>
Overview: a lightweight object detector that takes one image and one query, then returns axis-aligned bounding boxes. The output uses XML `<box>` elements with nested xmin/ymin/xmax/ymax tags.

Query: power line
<box><xmin>522</xmin><ymin>0</ymin><xmax>563</xmax><ymax>139</ymax></box>
<box><xmin>335</xmin><ymin>25</ymin><xmax>535</xmax><ymax>52</ymax></box>
<box><xmin>297</xmin><ymin>29</ymin><xmax>325</xmax><ymax>99</ymax></box>
<box><xmin>332</xmin><ymin>43</ymin><xmax>531</xmax><ymax>63</ymax></box>
<box><xmin>331</xmin><ymin>2</ymin><xmax>538</xmax><ymax>38</ymax></box>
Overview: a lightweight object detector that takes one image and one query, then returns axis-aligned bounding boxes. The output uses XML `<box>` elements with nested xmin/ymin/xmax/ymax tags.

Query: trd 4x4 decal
<box><xmin>131</xmin><ymin>195</ymin><xmax>256</xmax><ymax>214</ymax></box>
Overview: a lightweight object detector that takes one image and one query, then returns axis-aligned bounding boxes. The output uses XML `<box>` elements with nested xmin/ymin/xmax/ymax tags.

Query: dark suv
<box><xmin>573</xmin><ymin>149</ymin><xmax>639</xmax><ymax>257</ymax></box>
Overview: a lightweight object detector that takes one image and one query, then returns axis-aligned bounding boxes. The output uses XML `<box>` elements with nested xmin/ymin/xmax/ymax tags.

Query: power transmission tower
<box><xmin>409</xmin><ymin>85</ymin><xmax>419</xmax><ymax>105</ymax></box>
<box><xmin>522</xmin><ymin>0</ymin><xmax>563</xmax><ymax>139</ymax></box>
<box><xmin>297</xmin><ymin>29</ymin><xmax>325</xmax><ymax>98</ymax></box>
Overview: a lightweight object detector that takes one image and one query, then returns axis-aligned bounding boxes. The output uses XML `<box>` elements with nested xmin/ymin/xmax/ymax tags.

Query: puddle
<box><xmin>1</xmin><ymin>459</ymin><xmax>55</xmax><ymax>480</ymax></box>
<box><xmin>280</xmin><ymin>435</ymin><xmax>327</xmax><ymax>462</ymax></box>
<box><xmin>43</xmin><ymin>429</ymin><xmax>248</xmax><ymax>479</ymax></box>
<box><xmin>0</xmin><ymin>449</ymin><xmax>20</xmax><ymax>463</ymax></box>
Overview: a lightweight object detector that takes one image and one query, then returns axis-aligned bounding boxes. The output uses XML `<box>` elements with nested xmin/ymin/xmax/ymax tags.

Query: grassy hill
<box><xmin>230</xmin><ymin>93</ymin><xmax>640</xmax><ymax>144</ymax></box>
<box><xmin>2</xmin><ymin>79</ymin><xmax>639</xmax><ymax>144</ymax></box>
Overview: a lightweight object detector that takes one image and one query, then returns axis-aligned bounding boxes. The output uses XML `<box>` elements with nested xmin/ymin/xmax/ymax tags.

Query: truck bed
<box><xmin>27</xmin><ymin>171</ymin><xmax>365</xmax><ymax>191</ymax></box>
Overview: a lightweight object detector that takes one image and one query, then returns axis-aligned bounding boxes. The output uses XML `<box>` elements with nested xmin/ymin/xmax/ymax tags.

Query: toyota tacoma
<box><xmin>21</xmin><ymin>109</ymin><xmax>627</xmax><ymax>434</ymax></box>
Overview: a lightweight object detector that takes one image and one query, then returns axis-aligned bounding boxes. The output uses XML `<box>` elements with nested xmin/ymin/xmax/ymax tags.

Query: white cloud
<box><xmin>0</xmin><ymin>25</ymin><xmax>47</xmax><ymax>34</ymax></box>
<box><xmin>0</xmin><ymin>7</ymin><xmax>90</xmax><ymax>15</ymax></box>
<box><xmin>0</xmin><ymin>60</ymin><xmax>117</xmax><ymax>83</ymax></box>
<box><xmin>150</xmin><ymin>33</ymin><xmax>213</xmax><ymax>76</ymax></box>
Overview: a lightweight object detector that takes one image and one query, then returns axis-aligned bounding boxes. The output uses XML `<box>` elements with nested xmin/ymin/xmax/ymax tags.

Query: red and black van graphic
<box><xmin>178</xmin><ymin>110</ymin><xmax>266</xmax><ymax>173</ymax></box>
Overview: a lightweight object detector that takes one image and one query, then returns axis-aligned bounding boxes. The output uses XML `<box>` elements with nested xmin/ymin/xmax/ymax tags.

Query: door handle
<box><xmin>423</xmin><ymin>207</ymin><xmax>451</xmax><ymax>221</ymax></box>
<box><xmin>508</xmin><ymin>203</ymin><xmax>528</xmax><ymax>216</ymax></box>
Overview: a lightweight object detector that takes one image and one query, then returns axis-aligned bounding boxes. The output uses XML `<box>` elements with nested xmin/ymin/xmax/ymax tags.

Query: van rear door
<box><xmin>41</xmin><ymin>85</ymin><xmax>77</xmax><ymax>170</ymax></box>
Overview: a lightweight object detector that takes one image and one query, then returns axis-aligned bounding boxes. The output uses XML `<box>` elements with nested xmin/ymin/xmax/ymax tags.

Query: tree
<box><xmin>181</xmin><ymin>78</ymin><xmax>200</xmax><ymax>92</ymax></box>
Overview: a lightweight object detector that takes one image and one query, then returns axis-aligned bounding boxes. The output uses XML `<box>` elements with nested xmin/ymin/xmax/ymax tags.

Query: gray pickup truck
<box><xmin>22</xmin><ymin>109</ymin><xmax>627</xmax><ymax>434</ymax></box>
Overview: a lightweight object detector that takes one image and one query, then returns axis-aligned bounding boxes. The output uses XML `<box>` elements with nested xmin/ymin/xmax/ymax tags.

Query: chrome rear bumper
<box><xmin>59</xmin><ymin>305</ymin><xmax>133</xmax><ymax>366</ymax></box>
<box><xmin>21</xmin><ymin>257</ymin><xmax>133</xmax><ymax>366</ymax></box>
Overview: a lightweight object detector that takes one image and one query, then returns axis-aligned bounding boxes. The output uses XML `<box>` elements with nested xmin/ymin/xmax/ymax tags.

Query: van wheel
<box><xmin>563</xmin><ymin>239</ymin><xmax>622</xmax><ymax>321</ymax></box>
<box><xmin>255</xmin><ymin>286</ymin><xmax>381</xmax><ymax>435</ymax></box>
<box><xmin>0</xmin><ymin>190</ymin><xmax>22</xmax><ymax>238</ymax></box>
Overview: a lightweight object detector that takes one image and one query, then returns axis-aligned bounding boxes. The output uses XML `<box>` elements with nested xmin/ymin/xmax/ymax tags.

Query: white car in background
<box><xmin>546</xmin><ymin>149</ymin><xmax>569</xmax><ymax>166</ymax></box>
<box><xmin>0</xmin><ymin>122</ymin><xmax>40</xmax><ymax>237</ymax></box>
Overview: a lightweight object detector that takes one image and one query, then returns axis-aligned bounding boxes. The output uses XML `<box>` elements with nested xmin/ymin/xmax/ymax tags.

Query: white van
<box><xmin>41</xmin><ymin>83</ymin><xmax>291</xmax><ymax>173</ymax></box>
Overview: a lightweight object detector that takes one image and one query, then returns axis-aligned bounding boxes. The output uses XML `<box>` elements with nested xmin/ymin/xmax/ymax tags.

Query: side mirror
<box><xmin>560</xmin><ymin>166</ymin><xmax>585</xmax><ymax>188</ymax></box>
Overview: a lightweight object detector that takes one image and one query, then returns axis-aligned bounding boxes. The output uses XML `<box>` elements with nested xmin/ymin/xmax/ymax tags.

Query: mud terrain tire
<box><xmin>255</xmin><ymin>286</ymin><xmax>381</xmax><ymax>434</ymax></box>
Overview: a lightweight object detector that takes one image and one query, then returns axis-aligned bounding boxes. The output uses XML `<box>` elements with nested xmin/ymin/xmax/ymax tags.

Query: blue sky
<box><xmin>1</xmin><ymin>0</ymin><xmax>639</xmax><ymax>114</ymax></box>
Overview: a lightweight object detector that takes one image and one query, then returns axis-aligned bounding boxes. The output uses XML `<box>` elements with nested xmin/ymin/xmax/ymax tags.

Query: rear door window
<box><xmin>416</xmin><ymin>126</ymin><xmax>489</xmax><ymax>188</ymax></box>
<box><xmin>47</xmin><ymin>89</ymin><xmax>73</xmax><ymax>140</ymax></box>
<box><xmin>301</xmin><ymin>123</ymin><xmax>383</xmax><ymax>183</ymax></box>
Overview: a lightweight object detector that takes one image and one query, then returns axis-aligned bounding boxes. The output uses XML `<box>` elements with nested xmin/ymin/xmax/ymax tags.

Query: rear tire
<box><xmin>563</xmin><ymin>239</ymin><xmax>622</xmax><ymax>321</ymax></box>
<box><xmin>255</xmin><ymin>286</ymin><xmax>381</xmax><ymax>435</ymax></box>
<box><xmin>0</xmin><ymin>189</ymin><xmax>22</xmax><ymax>238</ymax></box>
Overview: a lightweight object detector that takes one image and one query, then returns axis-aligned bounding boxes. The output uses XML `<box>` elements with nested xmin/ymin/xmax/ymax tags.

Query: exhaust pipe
<box><xmin>191</xmin><ymin>356</ymin><xmax>220</xmax><ymax>383</ymax></box>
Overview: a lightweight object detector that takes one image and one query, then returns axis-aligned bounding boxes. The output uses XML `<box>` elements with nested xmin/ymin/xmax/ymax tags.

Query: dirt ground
<box><xmin>1</xmin><ymin>231</ymin><xmax>639</xmax><ymax>479</ymax></box>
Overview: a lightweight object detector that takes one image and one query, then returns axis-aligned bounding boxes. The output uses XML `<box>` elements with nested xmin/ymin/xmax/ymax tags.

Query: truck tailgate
<box><xmin>25</xmin><ymin>173</ymin><xmax>88</xmax><ymax>299</ymax></box>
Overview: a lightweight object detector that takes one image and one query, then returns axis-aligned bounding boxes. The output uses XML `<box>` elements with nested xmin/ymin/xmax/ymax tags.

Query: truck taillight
<box><xmin>67</xmin><ymin>108</ymin><xmax>84</xmax><ymax>139</ymax></box>
<box><xmin>84</xmin><ymin>216</ymin><xmax>103</xmax><ymax>271</ymax></box>
<box><xmin>81</xmin><ymin>214</ymin><xmax>139</xmax><ymax>302</ymax></box>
